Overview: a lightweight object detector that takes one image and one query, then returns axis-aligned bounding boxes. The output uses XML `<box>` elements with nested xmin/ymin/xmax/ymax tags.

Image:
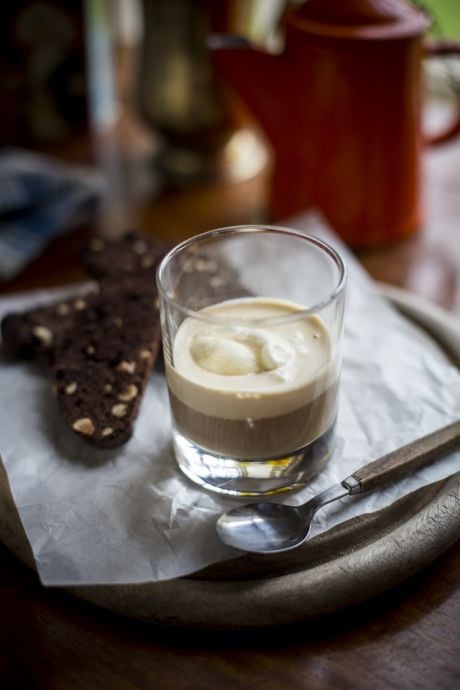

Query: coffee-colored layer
<box><xmin>168</xmin><ymin>381</ymin><xmax>338</xmax><ymax>459</ymax></box>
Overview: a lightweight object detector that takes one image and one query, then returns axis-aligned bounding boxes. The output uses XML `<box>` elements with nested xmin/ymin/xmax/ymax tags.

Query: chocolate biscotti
<box><xmin>1</xmin><ymin>285</ymin><xmax>161</xmax><ymax>448</ymax></box>
<box><xmin>1</xmin><ymin>230</ymin><xmax>168</xmax><ymax>448</ymax></box>
<box><xmin>54</xmin><ymin>285</ymin><xmax>161</xmax><ymax>448</ymax></box>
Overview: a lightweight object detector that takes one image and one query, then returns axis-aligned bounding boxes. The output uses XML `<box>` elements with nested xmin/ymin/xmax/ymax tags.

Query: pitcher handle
<box><xmin>424</xmin><ymin>40</ymin><xmax>460</xmax><ymax>145</ymax></box>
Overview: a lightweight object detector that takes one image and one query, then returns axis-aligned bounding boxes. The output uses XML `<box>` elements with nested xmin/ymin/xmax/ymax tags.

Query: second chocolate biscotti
<box><xmin>82</xmin><ymin>231</ymin><xmax>169</xmax><ymax>286</ymax></box>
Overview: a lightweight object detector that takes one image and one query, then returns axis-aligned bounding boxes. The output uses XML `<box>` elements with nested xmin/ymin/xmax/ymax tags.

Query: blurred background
<box><xmin>0</xmin><ymin>0</ymin><xmax>459</xmax><ymax>308</ymax></box>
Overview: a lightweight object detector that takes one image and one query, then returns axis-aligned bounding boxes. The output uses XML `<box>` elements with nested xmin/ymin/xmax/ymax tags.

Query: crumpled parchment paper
<box><xmin>1</xmin><ymin>216</ymin><xmax>459</xmax><ymax>586</ymax></box>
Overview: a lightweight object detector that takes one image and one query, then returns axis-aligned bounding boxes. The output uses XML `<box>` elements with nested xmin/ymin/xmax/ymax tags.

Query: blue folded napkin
<box><xmin>0</xmin><ymin>149</ymin><xmax>106</xmax><ymax>281</ymax></box>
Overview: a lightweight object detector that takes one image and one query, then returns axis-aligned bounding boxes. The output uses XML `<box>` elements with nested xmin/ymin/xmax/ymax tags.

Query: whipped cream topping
<box><xmin>189</xmin><ymin>328</ymin><xmax>295</xmax><ymax>376</ymax></box>
<box><xmin>167</xmin><ymin>297</ymin><xmax>336</xmax><ymax>419</ymax></box>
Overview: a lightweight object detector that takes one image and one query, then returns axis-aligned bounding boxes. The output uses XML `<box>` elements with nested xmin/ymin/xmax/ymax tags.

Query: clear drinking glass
<box><xmin>157</xmin><ymin>226</ymin><xmax>346</xmax><ymax>496</ymax></box>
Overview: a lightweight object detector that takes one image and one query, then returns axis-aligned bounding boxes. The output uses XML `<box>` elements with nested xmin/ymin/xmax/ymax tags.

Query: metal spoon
<box><xmin>216</xmin><ymin>419</ymin><xmax>460</xmax><ymax>554</ymax></box>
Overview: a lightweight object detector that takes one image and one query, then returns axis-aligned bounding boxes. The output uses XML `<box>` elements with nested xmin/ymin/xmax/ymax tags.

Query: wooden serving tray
<box><xmin>1</xmin><ymin>286</ymin><xmax>460</xmax><ymax>629</ymax></box>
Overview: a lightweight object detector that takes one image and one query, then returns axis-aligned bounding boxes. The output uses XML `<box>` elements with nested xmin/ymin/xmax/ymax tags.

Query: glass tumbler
<box><xmin>157</xmin><ymin>225</ymin><xmax>346</xmax><ymax>496</ymax></box>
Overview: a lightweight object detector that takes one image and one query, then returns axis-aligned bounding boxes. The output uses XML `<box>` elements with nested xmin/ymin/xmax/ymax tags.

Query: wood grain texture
<box><xmin>351</xmin><ymin>420</ymin><xmax>460</xmax><ymax>492</ymax></box>
<box><xmin>0</xmin><ymin>536</ymin><xmax>458</xmax><ymax>690</ymax></box>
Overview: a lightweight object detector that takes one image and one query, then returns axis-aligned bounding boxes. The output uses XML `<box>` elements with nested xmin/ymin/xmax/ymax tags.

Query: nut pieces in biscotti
<box><xmin>117</xmin><ymin>360</ymin><xmax>137</xmax><ymax>374</ymax></box>
<box><xmin>72</xmin><ymin>418</ymin><xmax>96</xmax><ymax>437</ymax></box>
<box><xmin>111</xmin><ymin>403</ymin><xmax>128</xmax><ymax>418</ymax></box>
<box><xmin>118</xmin><ymin>384</ymin><xmax>138</xmax><ymax>402</ymax></box>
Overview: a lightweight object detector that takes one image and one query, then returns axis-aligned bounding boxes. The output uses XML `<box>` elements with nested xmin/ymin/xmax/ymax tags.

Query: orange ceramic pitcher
<box><xmin>212</xmin><ymin>0</ymin><xmax>460</xmax><ymax>246</ymax></box>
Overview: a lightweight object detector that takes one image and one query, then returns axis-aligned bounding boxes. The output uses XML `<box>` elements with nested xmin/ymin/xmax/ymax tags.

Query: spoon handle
<box><xmin>343</xmin><ymin>419</ymin><xmax>460</xmax><ymax>495</ymax></box>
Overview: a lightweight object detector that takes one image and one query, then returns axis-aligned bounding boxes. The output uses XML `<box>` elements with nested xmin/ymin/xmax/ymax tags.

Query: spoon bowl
<box><xmin>216</xmin><ymin>502</ymin><xmax>311</xmax><ymax>553</ymax></box>
<box><xmin>216</xmin><ymin>484</ymin><xmax>349</xmax><ymax>553</ymax></box>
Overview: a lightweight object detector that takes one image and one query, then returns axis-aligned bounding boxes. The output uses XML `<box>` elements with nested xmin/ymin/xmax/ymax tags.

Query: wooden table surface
<box><xmin>1</xmin><ymin>121</ymin><xmax>459</xmax><ymax>690</ymax></box>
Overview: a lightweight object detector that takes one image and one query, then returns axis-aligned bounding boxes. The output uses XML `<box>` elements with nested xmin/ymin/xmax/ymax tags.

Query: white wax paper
<box><xmin>0</xmin><ymin>217</ymin><xmax>459</xmax><ymax>586</ymax></box>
